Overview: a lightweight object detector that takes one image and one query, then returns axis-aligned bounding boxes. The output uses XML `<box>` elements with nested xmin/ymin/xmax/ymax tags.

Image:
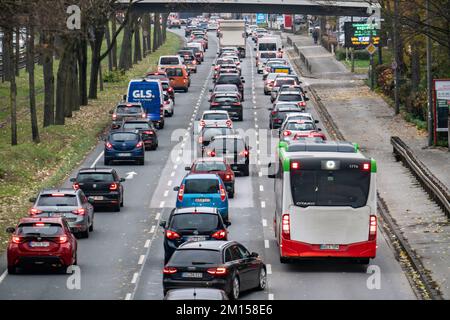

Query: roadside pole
<box><xmin>426</xmin><ymin>0</ymin><xmax>434</xmax><ymax>146</ymax></box>
<box><xmin>393</xmin><ymin>0</ymin><xmax>400</xmax><ymax>115</ymax></box>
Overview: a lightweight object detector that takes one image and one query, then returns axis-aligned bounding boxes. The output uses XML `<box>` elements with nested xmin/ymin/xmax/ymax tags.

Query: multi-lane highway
<box><xmin>0</xmin><ymin>29</ymin><xmax>416</xmax><ymax>300</ymax></box>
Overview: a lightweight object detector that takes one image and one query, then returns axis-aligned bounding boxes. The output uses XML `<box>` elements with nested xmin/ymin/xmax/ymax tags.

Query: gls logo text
<box><xmin>67</xmin><ymin>5</ymin><xmax>81</xmax><ymax>30</ymax></box>
<box><xmin>132</xmin><ymin>90</ymin><xmax>155</xmax><ymax>99</ymax></box>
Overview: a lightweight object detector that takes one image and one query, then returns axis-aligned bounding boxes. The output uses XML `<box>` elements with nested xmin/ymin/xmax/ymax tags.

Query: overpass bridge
<box><xmin>120</xmin><ymin>0</ymin><xmax>378</xmax><ymax>16</ymax></box>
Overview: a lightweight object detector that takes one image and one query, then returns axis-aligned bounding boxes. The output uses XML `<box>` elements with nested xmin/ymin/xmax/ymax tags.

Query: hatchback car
<box><xmin>104</xmin><ymin>131</ymin><xmax>145</xmax><ymax>165</ymax></box>
<box><xmin>6</xmin><ymin>217</ymin><xmax>78</xmax><ymax>274</ymax></box>
<box><xmin>270</xmin><ymin>77</ymin><xmax>302</xmax><ymax>102</ymax></box>
<box><xmin>273</xmin><ymin>91</ymin><xmax>308</xmax><ymax>108</ymax></box>
<box><xmin>280</xmin><ymin>119</ymin><xmax>322</xmax><ymax>142</ymax></box>
<box><xmin>186</xmin><ymin>157</ymin><xmax>235</xmax><ymax>198</ymax></box>
<box><xmin>121</xmin><ymin>119</ymin><xmax>158</xmax><ymax>151</ymax></box>
<box><xmin>269</xmin><ymin>103</ymin><xmax>306</xmax><ymax>129</ymax></box>
<box><xmin>198</xmin><ymin>110</ymin><xmax>232</xmax><ymax>133</ymax></box>
<box><xmin>162</xmin><ymin>92</ymin><xmax>174</xmax><ymax>117</ymax></box>
<box><xmin>163</xmin><ymin>241</ymin><xmax>266</xmax><ymax>300</ymax></box>
<box><xmin>210</xmin><ymin>93</ymin><xmax>243</xmax><ymax>121</ymax></box>
<box><xmin>28</xmin><ymin>189</ymin><xmax>94</xmax><ymax>238</ymax></box>
<box><xmin>186</xmin><ymin>43</ymin><xmax>204</xmax><ymax>62</ymax></box>
<box><xmin>160</xmin><ymin>207</ymin><xmax>230</xmax><ymax>263</ymax></box>
<box><xmin>263</xmin><ymin>73</ymin><xmax>284</xmax><ymax>94</ymax></box>
<box><xmin>165</xmin><ymin>66</ymin><xmax>190</xmax><ymax>92</ymax></box>
<box><xmin>70</xmin><ymin>167</ymin><xmax>125</xmax><ymax>211</ymax></box>
<box><xmin>110</xmin><ymin>102</ymin><xmax>146</xmax><ymax>128</ymax></box>
<box><xmin>174</xmin><ymin>174</ymin><xmax>229</xmax><ymax>222</ymax></box>
<box><xmin>209</xmin><ymin>84</ymin><xmax>241</xmax><ymax>102</ymax></box>
<box><xmin>198</xmin><ymin>126</ymin><xmax>236</xmax><ymax>153</ymax></box>
<box><xmin>204</xmin><ymin>135</ymin><xmax>250</xmax><ymax>176</ymax></box>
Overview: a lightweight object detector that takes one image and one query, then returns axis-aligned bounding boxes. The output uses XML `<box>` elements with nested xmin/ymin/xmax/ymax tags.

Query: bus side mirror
<box><xmin>122</xmin><ymin>94</ymin><xmax>127</xmax><ymax>101</ymax></box>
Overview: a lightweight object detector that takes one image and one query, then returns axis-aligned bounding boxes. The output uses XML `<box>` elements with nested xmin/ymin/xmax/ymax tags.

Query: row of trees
<box><xmin>0</xmin><ymin>0</ymin><xmax>170</xmax><ymax>146</ymax></box>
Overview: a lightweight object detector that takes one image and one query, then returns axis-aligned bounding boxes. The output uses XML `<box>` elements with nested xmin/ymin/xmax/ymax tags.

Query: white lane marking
<box><xmin>144</xmin><ymin>239</ymin><xmax>151</xmax><ymax>248</ymax></box>
<box><xmin>259</xmin><ymin>171</ymin><xmax>263</xmax><ymax>177</ymax></box>
<box><xmin>164</xmin><ymin>190</ymin><xmax>169</xmax><ymax>197</ymax></box>
<box><xmin>167</xmin><ymin>180</ymin><xmax>172</xmax><ymax>187</ymax></box>
<box><xmin>150</xmin><ymin>225</ymin><xmax>156</xmax><ymax>234</ymax></box>
<box><xmin>266</xmin><ymin>264</ymin><xmax>272</xmax><ymax>274</ymax></box>
<box><xmin>125</xmin><ymin>293</ymin><xmax>132</xmax><ymax>300</ymax></box>
<box><xmin>171</xmin><ymin>172</ymin><xmax>175</xmax><ymax>177</ymax></box>
<box><xmin>262</xmin><ymin>219</ymin><xmax>267</xmax><ymax>227</ymax></box>
<box><xmin>138</xmin><ymin>255</ymin><xmax>145</xmax><ymax>265</ymax></box>
<box><xmin>131</xmin><ymin>272</ymin><xmax>139</xmax><ymax>284</ymax></box>
<box><xmin>173</xmin><ymin>165</ymin><xmax>178</xmax><ymax>170</ymax></box>
<box><xmin>90</xmin><ymin>152</ymin><xmax>104</xmax><ymax>168</ymax></box>
<box><xmin>155</xmin><ymin>212</ymin><xmax>161</xmax><ymax>220</ymax></box>
<box><xmin>159</xmin><ymin>201</ymin><xmax>165</xmax><ymax>208</ymax></box>
<box><xmin>260</xmin><ymin>185</ymin><xmax>264</xmax><ymax>192</ymax></box>
<box><xmin>176</xmin><ymin>156</ymin><xmax>181</xmax><ymax>162</ymax></box>
<box><xmin>265</xmin><ymin>240</ymin><xmax>270</xmax><ymax>248</ymax></box>
<box><xmin>268</xmin><ymin>294</ymin><xmax>274</xmax><ymax>300</ymax></box>
<box><xmin>0</xmin><ymin>270</ymin><xmax>7</xmax><ymax>284</ymax></box>
<box><xmin>261</xmin><ymin>201</ymin><xmax>266</xmax><ymax>208</ymax></box>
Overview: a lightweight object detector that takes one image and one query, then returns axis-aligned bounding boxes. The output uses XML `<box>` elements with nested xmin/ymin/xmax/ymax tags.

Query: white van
<box><xmin>158</xmin><ymin>55</ymin><xmax>183</xmax><ymax>71</ymax></box>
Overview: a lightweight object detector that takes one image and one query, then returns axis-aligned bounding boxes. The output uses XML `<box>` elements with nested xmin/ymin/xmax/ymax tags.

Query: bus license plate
<box><xmin>320</xmin><ymin>244</ymin><xmax>339</xmax><ymax>250</ymax></box>
<box><xmin>182</xmin><ymin>272</ymin><xmax>203</xmax><ymax>278</ymax></box>
<box><xmin>30</xmin><ymin>242</ymin><xmax>49</xmax><ymax>248</ymax></box>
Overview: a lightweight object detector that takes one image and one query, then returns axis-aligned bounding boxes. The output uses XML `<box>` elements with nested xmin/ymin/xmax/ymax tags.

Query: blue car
<box><xmin>104</xmin><ymin>131</ymin><xmax>145</xmax><ymax>165</ymax></box>
<box><xmin>174</xmin><ymin>174</ymin><xmax>229</xmax><ymax>222</ymax></box>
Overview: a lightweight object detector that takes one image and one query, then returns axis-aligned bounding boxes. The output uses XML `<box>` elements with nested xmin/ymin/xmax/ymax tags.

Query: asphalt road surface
<box><xmin>0</xmin><ymin>29</ymin><xmax>416</xmax><ymax>300</ymax></box>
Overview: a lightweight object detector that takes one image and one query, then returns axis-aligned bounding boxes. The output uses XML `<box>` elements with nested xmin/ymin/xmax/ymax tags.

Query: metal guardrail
<box><xmin>287</xmin><ymin>35</ymin><xmax>312</xmax><ymax>74</ymax></box>
<box><xmin>391</xmin><ymin>136</ymin><xmax>450</xmax><ymax>217</ymax></box>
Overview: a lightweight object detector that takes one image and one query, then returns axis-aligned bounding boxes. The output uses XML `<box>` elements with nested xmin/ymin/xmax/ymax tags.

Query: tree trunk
<box><xmin>105</xmin><ymin>22</ymin><xmax>113</xmax><ymax>72</ymax></box>
<box><xmin>15</xmin><ymin>27</ymin><xmax>20</xmax><ymax>76</ymax></box>
<box><xmin>5</xmin><ymin>29</ymin><xmax>17</xmax><ymax>145</ymax></box>
<box><xmin>410</xmin><ymin>40</ymin><xmax>420</xmax><ymax>92</ymax></box>
<box><xmin>56</xmin><ymin>37</ymin><xmax>77</xmax><ymax>124</ymax></box>
<box><xmin>119</xmin><ymin>17</ymin><xmax>133</xmax><ymax>70</ymax></box>
<box><xmin>153</xmin><ymin>13</ymin><xmax>160</xmax><ymax>51</ymax></box>
<box><xmin>78</xmin><ymin>38</ymin><xmax>88</xmax><ymax>106</ymax></box>
<box><xmin>99</xmin><ymin>62</ymin><xmax>104</xmax><ymax>91</ymax></box>
<box><xmin>3</xmin><ymin>27</ymin><xmax>12</xmax><ymax>82</ymax></box>
<box><xmin>147</xmin><ymin>14</ymin><xmax>152</xmax><ymax>53</ymax></box>
<box><xmin>161</xmin><ymin>14</ymin><xmax>168</xmax><ymax>43</ymax></box>
<box><xmin>42</xmin><ymin>32</ymin><xmax>55</xmax><ymax>127</ymax></box>
<box><xmin>111</xmin><ymin>15</ymin><xmax>118</xmax><ymax>69</ymax></box>
<box><xmin>27</xmin><ymin>22</ymin><xmax>39</xmax><ymax>143</ymax></box>
<box><xmin>134</xmin><ymin>16</ymin><xmax>142</xmax><ymax>63</ymax></box>
<box><xmin>89</xmin><ymin>27</ymin><xmax>105</xmax><ymax>99</ymax></box>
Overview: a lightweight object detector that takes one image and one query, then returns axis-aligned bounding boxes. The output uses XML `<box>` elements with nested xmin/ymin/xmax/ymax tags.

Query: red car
<box><xmin>185</xmin><ymin>157</ymin><xmax>235</xmax><ymax>198</ymax></box>
<box><xmin>6</xmin><ymin>217</ymin><xmax>77</xmax><ymax>274</ymax></box>
<box><xmin>292</xmin><ymin>131</ymin><xmax>327</xmax><ymax>141</ymax></box>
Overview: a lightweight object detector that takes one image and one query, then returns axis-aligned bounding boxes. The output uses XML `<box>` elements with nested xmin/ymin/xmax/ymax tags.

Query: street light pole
<box><xmin>426</xmin><ymin>0</ymin><xmax>434</xmax><ymax>146</ymax></box>
<box><xmin>393</xmin><ymin>0</ymin><xmax>400</xmax><ymax>115</ymax></box>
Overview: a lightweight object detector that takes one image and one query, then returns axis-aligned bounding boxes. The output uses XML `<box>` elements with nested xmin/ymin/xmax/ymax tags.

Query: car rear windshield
<box><xmin>276</xmin><ymin>104</ymin><xmax>300</xmax><ymax>110</ymax></box>
<box><xmin>18</xmin><ymin>224</ymin><xmax>64</xmax><ymax>236</ymax></box>
<box><xmin>290</xmin><ymin>169</ymin><xmax>370</xmax><ymax>208</ymax></box>
<box><xmin>170</xmin><ymin>214</ymin><xmax>220</xmax><ymax>231</ymax></box>
<box><xmin>169</xmin><ymin>249</ymin><xmax>221</xmax><ymax>265</ymax></box>
<box><xmin>217</xmin><ymin>59</ymin><xmax>234</xmax><ymax>65</ymax></box>
<box><xmin>217</xmin><ymin>75</ymin><xmax>240</xmax><ymax>84</ymax></box>
<box><xmin>194</xmin><ymin>161</ymin><xmax>227</xmax><ymax>171</ymax></box>
<box><xmin>184</xmin><ymin>179</ymin><xmax>220</xmax><ymax>194</ymax></box>
<box><xmin>210</xmin><ymin>139</ymin><xmax>245</xmax><ymax>152</ymax></box>
<box><xmin>111</xmin><ymin>133</ymin><xmax>138</xmax><ymax>141</ymax></box>
<box><xmin>122</xmin><ymin>122</ymin><xmax>150</xmax><ymax>130</ymax></box>
<box><xmin>275</xmin><ymin>79</ymin><xmax>296</xmax><ymax>87</ymax></box>
<box><xmin>116</xmin><ymin>106</ymin><xmax>142</xmax><ymax>114</ymax></box>
<box><xmin>160</xmin><ymin>57</ymin><xmax>179</xmax><ymax>65</ymax></box>
<box><xmin>166</xmin><ymin>68</ymin><xmax>183</xmax><ymax>77</ymax></box>
<box><xmin>215</xmin><ymin>85</ymin><xmax>237</xmax><ymax>93</ymax></box>
<box><xmin>77</xmin><ymin>173</ymin><xmax>114</xmax><ymax>183</ymax></box>
<box><xmin>286</xmin><ymin>122</ymin><xmax>315</xmax><ymax>131</ymax></box>
<box><xmin>260</xmin><ymin>52</ymin><xmax>277</xmax><ymax>59</ymax></box>
<box><xmin>278</xmin><ymin>94</ymin><xmax>303</xmax><ymax>102</ymax></box>
<box><xmin>213</xmin><ymin>96</ymin><xmax>238</xmax><ymax>103</ymax></box>
<box><xmin>259</xmin><ymin>43</ymin><xmax>277</xmax><ymax>51</ymax></box>
<box><xmin>37</xmin><ymin>194</ymin><xmax>78</xmax><ymax>206</ymax></box>
<box><xmin>203</xmin><ymin>128</ymin><xmax>234</xmax><ymax>140</ymax></box>
<box><xmin>203</xmin><ymin>113</ymin><xmax>228</xmax><ymax>120</ymax></box>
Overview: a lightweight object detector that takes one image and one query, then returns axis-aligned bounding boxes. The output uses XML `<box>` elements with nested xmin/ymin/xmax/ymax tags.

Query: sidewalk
<box><xmin>284</xmin><ymin>32</ymin><xmax>450</xmax><ymax>298</ymax></box>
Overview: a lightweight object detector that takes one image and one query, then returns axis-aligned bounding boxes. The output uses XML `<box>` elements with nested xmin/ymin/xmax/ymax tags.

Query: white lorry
<box><xmin>218</xmin><ymin>20</ymin><xmax>246</xmax><ymax>58</ymax></box>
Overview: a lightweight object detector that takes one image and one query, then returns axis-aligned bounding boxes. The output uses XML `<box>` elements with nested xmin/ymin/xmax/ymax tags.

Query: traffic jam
<box><xmin>3</xmin><ymin>16</ymin><xmax>383</xmax><ymax>301</ymax></box>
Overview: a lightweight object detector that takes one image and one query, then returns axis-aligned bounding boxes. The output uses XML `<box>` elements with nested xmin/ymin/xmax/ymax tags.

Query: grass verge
<box><xmin>0</xmin><ymin>32</ymin><xmax>183</xmax><ymax>253</ymax></box>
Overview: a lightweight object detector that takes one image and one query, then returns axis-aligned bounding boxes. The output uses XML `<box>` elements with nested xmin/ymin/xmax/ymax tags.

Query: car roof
<box><xmin>194</xmin><ymin>157</ymin><xmax>226</xmax><ymax>162</ymax></box>
<box><xmin>178</xmin><ymin>240</ymin><xmax>238</xmax><ymax>250</ymax></box>
<box><xmin>286</xmin><ymin>119</ymin><xmax>314</xmax><ymax>124</ymax></box>
<box><xmin>116</xmin><ymin>102</ymin><xmax>142</xmax><ymax>107</ymax></box>
<box><xmin>213</xmin><ymin>92</ymin><xmax>239</xmax><ymax>97</ymax></box>
<box><xmin>78</xmin><ymin>167</ymin><xmax>115</xmax><ymax>174</ymax></box>
<box><xmin>174</xmin><ymin>207</ymin><xmax>219</xmax><ymax>214</ymax></box>
<box><xmin>203</xmin><ymin>110</ymin><xmax>229</xmax><ymax>114</ymax></box>
<box><xmin>39</xmin><ymin>188</ymin><xmax>78</xmax><ymax>195</ymax></box>
<box><xmin>184</xmin><ymin>173</ymin><xmax>221</xmax><ymax>180</ymax></box>
<box><xmin>211</xmin><ymin>135</ymin><xmax>244</xmax><ymax>141</ymax></box>
<box><xmin>18</xmin><ymin>217</ymin><xmax>65</xmax><ymax>225</ymax></box>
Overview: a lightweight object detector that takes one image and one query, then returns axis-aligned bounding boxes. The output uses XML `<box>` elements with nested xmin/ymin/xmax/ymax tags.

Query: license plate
<box><xmin>221</xmin><ymin>105</ymin><xmax>231</xmax><ymax>109</ymax></box>
<box><xmin>232</xmin><ymin>165</ymin><xmax>238</xmax><ymax>170</ymax></box>
<box><xmin>320</xmin><ymin>244</ymin><xmax>340</xmax><ymax>250</ymax></box>
<box><xmin>182</xmin><ymin>272</ymin><xmax>203</xmax><ymax>278</ymax></box>
<box><xmin>30</xmin><ymin>242</ymin><xmax>49</xmax><ymax>248</ymax></box>
<box><xmin>187</xmin><ymin>236</ymin><xmax>207</xmax><ymax>242</ymax></box>
<box><xmin>49</xmin><ymin>212</ymin><xmax>63</xmax><ymax>217</ymax></box>
<box><xmin>93</xmin><ymin>196</ymin><xmax>104</xmax><ymax>201</ymax></box>
<box><xmin>195</xmin><ymin>198</ymin><xmax>211</xmax><ymax>203</ymax></box>
<box><xmin>118</xmin><ymin>153</ymin><xmax>131</xmax><ymax>157</ymax></box>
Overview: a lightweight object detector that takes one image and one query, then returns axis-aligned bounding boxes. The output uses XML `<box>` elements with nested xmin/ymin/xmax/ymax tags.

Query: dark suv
<box><xmin>215</xmin><ymin>73</ymin><xmax>245</xmax><ymax>100</ymax></box>
<box><xmin>70</xmin><ymin>168</ymin><xmax>125</xmax><ymax>212</ymax></box>
<box><xmin>210</xmin><ymin>93</ymin><xmax>243</xmax><ymax>121</ymax></box>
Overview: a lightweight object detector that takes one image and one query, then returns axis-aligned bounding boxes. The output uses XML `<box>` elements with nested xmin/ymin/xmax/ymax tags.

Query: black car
<box><xmin>205</xmin><ymin>135</ymin><xmax>250</xmax><ymax>176</ymax></box>
<box><xmin>160</xmin><ymin>207</ymin><xmax>230</xmax><ymax>264</ymax></box>
<box><xmin>70</xmin><ymin>168</ymin><xmax>125</xmax><ymax>212</ymax></box>
<box><xmin>163</xmin><ymin>241</ymin><xmax>266</xmax><ymax>300</ymax></box>
<box><xmin>164</xmin><ymin>288</ymin><xmax>229</xmax><ymax>300</ymax></box>
<box><xmin>198</xmin><ymin>126</ymin><xmax>236</xmax><ymax>153</ymax></box>
<box><xmin>121</xmin><ymin>119</ymin><xmax>158</xmax><ymax>151</ymax></box>
<box><xmin>210</xmin><ymin>93</ymin><xmax>243</xmax><ymax>121</ymax></box>
<box><xmin>215</xmin><ymin>73</ymin><xmax>245</xmax><ymax>100</ymax></box>
<box><xmin>269</xmin><ymin>103</ymin><xmax>306</xmax><ymax>129</ymax></box>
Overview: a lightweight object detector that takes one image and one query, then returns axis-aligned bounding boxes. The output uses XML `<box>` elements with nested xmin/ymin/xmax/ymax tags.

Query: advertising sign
<box><xmin>344</xmin><ymin>22</ymin><xmax>380</xmax><ymax>49</ymax></box>
<box><xmin>433</xmin><ymin>80</ymin><xmax>450</xmax><ymax>138</ymax></box>
<box><xmin>256</xmin><ymin>13</ymin><xmax>267</xmax><ymax>25</ymax></box>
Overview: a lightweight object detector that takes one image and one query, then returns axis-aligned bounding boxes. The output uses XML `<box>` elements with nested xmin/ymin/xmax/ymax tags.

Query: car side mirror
<box><xmin>240</xmin><ymin>77</ymin><xmax>244</xmax><ymax>80</ymax></box>
<box><xmin>173</xmin><ymin>186</ymin><xmax>180</xmax><ymax>192</ymax></box>
<box><xmin>268</xmin><ymin>107</ymin><xmax>273</xmax><ymax>110</ymax></box>
<box><xmin>305</xmin><ymin>97</ymin><xmax>310</xmax><ymax>101</ymax></box>
<box><xmin>120</xmin><ymin>178</ymin><xmax>126</xmax><ymax>182</ymax></box>
<box><xmin>69</xmin><ymin>178</ymin><xmax>76</xmax><ymax>182</ymax></box>
<box><xmin>318</xmin><ymin>128</ymin><xmax>322</xmax><ymax>131</ymax></box>
<box><xmin>29</xmin><ymin>197</ymin><xmax>36</xmax><ymax>203</ymax></box>
<box><xmin>122</xmin><ymin>94</ymin><xmax>127</xmax><ymax>101</ymax></box>
<box><xmin>268</xmin><ymin>163</ymin><xmax>276</xmax><ymax>178</ymax></box>
<box><xmin>250</xmin><ymin>252</ymin><xmax>259</xmax><ymax>258</ymax></box>
<box><xmin>242</xmin><ymin>80</ymin><xmax>245</xmax><ymax>83</ymax></box>
<box><xmin>209</xmin><ymin>89</ymin><xmax>213</xmax><ymax>92</ymax></box>
<box><xmin>185</xmin><ymin>166</ymin><xmax>191</xmax><ymax>171</ymax></box>
<box><xmin>6</xmin><ymin>227</ymin><xmax>15</xmax><ymax>234</ymax></box>
<box><xmin>88</xmin><ymin>197</ymin><xmax>95</xmax><ymax>204</ymax></box>
<box><xmin>225</xmin><ymin>221</ymin><xmax>231</xmax><ymax>227</ymax></box>
<box><xmin>159</xmin><ymin>221</ymin><xmax>167</xmax><ymax>228</ymax></box>
<box><xmin>315</xmin><ymin>120</ymin><xmax>319</xmax><ymax>124</ymax></box>
<box><xmin>212</xmin><ymin>63</ymin><xmax>215</xmax><ymax>66</ymax></box>
<box><xmin>254</xmin><ymin>48</ymin><xmax>257</xmax><ymax>51</ymax></box>
<box><xmin>109</xmin><ymin>110</ymin><xmax>114</xmax><ymax>115</ymax></box>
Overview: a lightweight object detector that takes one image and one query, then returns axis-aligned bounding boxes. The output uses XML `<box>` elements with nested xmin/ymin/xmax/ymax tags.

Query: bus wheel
<box><xmin>280</xmin><ymin>257</ymin><xmax>289</xmax><ymax>264</ymax></box>
<box><xmin>356</xmin><ymin>258</ymin><xmax>370</xmax><ymax>265</ymax></box>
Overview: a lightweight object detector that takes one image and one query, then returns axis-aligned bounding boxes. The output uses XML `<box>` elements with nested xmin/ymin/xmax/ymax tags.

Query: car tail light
<box><xmin>291</xmin><ymin>161</ymin><xmax>300</xmax><ymax>170</ymax></box>
<box><xmin>168</xmin><ymin>87</ymin><xmax>173</xmax><ymax>93</ymax></box>
<box><xmin>219</xmin><ymin>184</ymin><xmax>226</xmax><ymax>201</ymax></box>
<box><xmin>166</xmin><ymin>230</ymin><xmax>181</xmax><ymax>240</ymax></box>
<box><xmin>283</xmin><ymin>130</ymin><xmax>292</xmax><ymax>137</ymax></box>
<box><xmin>73</xmin><ymin>183</ymin><xmax>80</xmax><ymax>190</ymax></box>
<box><xmin>136</xmin><ymin>141</ymin><xmax>144</xmax><ymax>149</ymax></box>
<box><xmin>232</xmin><ymin>102</ymin><xmax>241</xmax><ymax>106</ymax></box>
<box><xmin>105</xmin><ymin>142</ymin><xmax>113</xmax><ymax>150</ymax></box>
<box><xmin>198</xmin><ymin>136</ymin><xmax>203</xmax><ymax>144</ymax></box>
<box><xmin>224</xmin><ymin>173</ymin><xmax>233</xmax><ymax>181</ymax></box>
<box><xmin>143</xmin><ymin>130</ymin><xmax>154</xmax><ymax>135</ymax></box>
<box><xmin>200</xmin><ymin>120</ymin><xmax>206</xmax><ymax>127</ymax></box>
<box><xmin>177</xmin><ymin>184</ymin><xmax>185</xmax><ymax>202</ymax></box>
<box><xmin>112</xmin><ymin>114</ymin><xmax>117</xmax><ymax>121</ymax></box>
<box><xmin>369</xmin><ymin>215</ymin><xmax>377</xmax><ymax>241</ymax></box>
<box><xmin>29</xmin><ymin>208</ymin><xmax>42</xmax><ymax>215</ymax></box>
<box><xmin>141</xmin><ymin>113</ymin><xmax>147</xmax><ymax>118</ymax></box>
<box><xmin>212</xmin><ymin>230</ymin><xmax>227</xmax><ymax>240</ymax></box>
<box><xmin>207</xmin><ymin>150</ymin><xmax>216</xmax><ymax>157</ymax></box>
<box><xmin>109</xmin><ymin>183</ymin><xmax>119</xmax><ymax>191</ymax></box>
<box><xmin>211</xmin><ymin>102</ymin><xmax>219</xmax><ymax>106</ymax></box>
<box><xmin>72</xmin><ymin>208</ymin><xmax>86</xmax><ymax>215</ymax></box>
<box><xmin>207</xmin><ymin>267</ymin><xmax>227</xmax><ymax>275</ymax></box>
<box><xmin>297</xmin><ymin>101</ymin><xmax>306</xmax><ymax>107</ymax></box>
<box><xmin>214</xmin><ymin>66</ymin><xmax>220</xmax><ymax>70</ymax></box>
<box><xmin>12</xmin><ymin>236</ymin><xmax>22</xmax><ymax>244</ymax></box>
<box><xmin>226</xmin><ymin>120</ymin><xmax>232</xmax><ymax>127</ymax></box>
<box><xmin>55</xmin><ymin>236</ymin><xmax>68</xmax><ymax>244</ymax></box>
<box><xmin>239</xmin><ymin>149</ymin><xmax>249</xmax><ymax>157</ymax></box>
<box><xmin>271</xmin><ymin>111</ymin><xmax>277</xmax><ymax>115</ymax></box>
<box><xmin>163</xmin><ymin>267</ymin><xmax>178</xmax><ymax>274</ymax></box>
<box><xmin>282</xmin><ymin>214</ymin><xmax>290</xmax><ymax>240</ymax></box>
<box><xmin>164</xmin><ymin>100</ymin><xmax>170</xmax><ymax>105</ymax></box>
<box><xmin>362</xmin><ymin>163</ymin><xmax>371</xmax><ymax>171</ymax></box>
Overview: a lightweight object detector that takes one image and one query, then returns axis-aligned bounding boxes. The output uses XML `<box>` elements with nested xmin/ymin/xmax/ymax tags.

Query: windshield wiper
<box><xmin>23</xmin><ymin>233</ymin><xmax>42</xmax><ymax>237</ymax></box>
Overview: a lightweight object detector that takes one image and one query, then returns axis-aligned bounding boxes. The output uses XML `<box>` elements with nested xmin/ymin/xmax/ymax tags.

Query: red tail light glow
<box><xmin>283</xmin><ymin>130</ymin><xmax>292</xmax><ymax>137</ymax></box>
<box><xmin>212</xmin><ymin>230</ymin><xmax>227</xmax><ymax>240</ymax></box>
<box><xmin>224</xmin><ymin>173</ymin><xmax>233</xmax><ymax>181</ymax></box>
<box><xmin>282</xmin><ymin>214</ymin><xmax>290</xmax><ymax>240</ymax></box>
<box><xmin>207</xmin><ymin>267</ymin><xmax>227</xmax><ymax>275</ymax></box>
<box><xmin>200</xmin><ymin>120</ymin><xmax>206</xmax><ymax>127</ymax></box>
<box><xmin>166</xmin><ymin>230</ymin><xmax>181</xmax><ymax>240</ymax></box>
<box><xmin>12</xmin><ymin>236</ymin><xmax>22</xmax><ymax>244</ymax></box>
<box><xmin>211</xmin><ymin>102</ymin><xmax>219</xmax><ymax>106</ymax></box>
<box><xmin>136</xmin><ymin>141</ymin><xmax>144</xmax><ymax>149</ymax></box>
<box><xmin>369</xmin><ymin>215</ymin><xmax>377</xmax><ymax>241</ymax></box>
<box><xmin>219</xmin><ymin>184</ymin><xmax>226</xmax><ymax>201</ymax></box>
<box><xmin>143</xmin><ymin>130</ymin><xmax>154</xmax><ymax>135</ymax></box>
<box><xmin>297</xmin><ymin>101</ymin><xmax>306</xmax><ymax>107</ymax></box>
<box><xmin>55</xmin><ymin>236</ymin><xmax>68</xmax><ymax>244</ymax></box>
<box><xmin>73</xmin><ymin>183</ymin><xmax>80</xmax><ymax>190</ymax></box>
<box><xmin>72</xmin><ymin>208</ymin><xmax>86</xmax><ymax>216</ymax></box>
<box><xmin>29</xmin><ymin>208</ymin><xmax>42</xmax><ymax>215</ymax></box>
<box><xmin>178</xmin><ymin>184</ymin><xmax>185</xmax><ymax>202</ymax></box>
<box><xmin>142</xmin><ymin>113</ymin><xmax>147</xmax><ymax>118</ymax></box>
<box><xmin>239</xmin><ymin>150</ymin><xmax>249</xmax><ymax>157</ymax></box>
<box><xmin>112</xmin><ymin>114</ymin><xmax>117</xmax><ymax>120</ymax></box>
<box><xmin>362</xmin><ymin>163</ymin><xmax>371</xmax><ymax>171</ymax></box>
<box><xmin>291</xmin><ymin>161</ymin><xmax>300</xmax><ymax>170</ymax></box>
<box><xmin>226</xmin><ymin>120</ymin><xmax>232</xmax><ymax>127</ymax></box>
<box><xmin>271</xmin><ymin>111</ymin><xmax>277</xmax><ymax>115</ymax></box>
<box><xmin>207</xmin><ymin>150</ymin><xmax>216</xmax><ymax>157</ymax></box>
<box><xmin>106</xmin><ymin>142</ymin><xmax>113</xmax><ymax>150</ymax></box>
<box><xmin>109</xmin><ymin>183</ymin><xmax>119</xmax><ymax>191</ymax></box>
<box><xmin>163</xmin><ymin>267</ymin><xmax>178</xmax><ymax>274</ymax></box>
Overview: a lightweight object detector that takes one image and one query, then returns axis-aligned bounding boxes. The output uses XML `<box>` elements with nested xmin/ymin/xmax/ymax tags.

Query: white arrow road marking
<box><xmin>126</xmin><ymin>171</ymin><xmax>138</xmax><ymax>180</ymax></box>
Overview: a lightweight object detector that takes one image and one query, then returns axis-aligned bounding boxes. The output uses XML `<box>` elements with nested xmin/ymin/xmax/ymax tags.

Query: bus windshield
<box><xmin>290</xmin><ymin>169</ymin><xmax>370</xmax><ymax>208</ymax></box>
